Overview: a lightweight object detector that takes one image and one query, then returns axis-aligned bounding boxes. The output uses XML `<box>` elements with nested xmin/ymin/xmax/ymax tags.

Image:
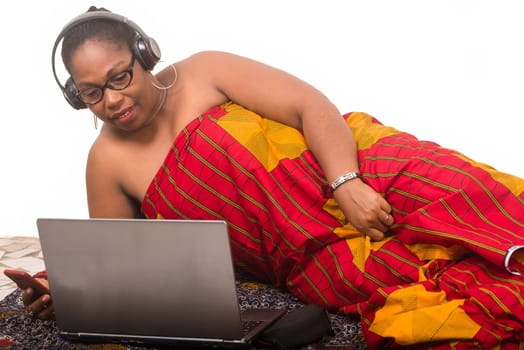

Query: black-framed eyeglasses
<box><xmin>77</xmin><ymin>57</ymin><xmax>136</xmax><ymax>105</ymax></box>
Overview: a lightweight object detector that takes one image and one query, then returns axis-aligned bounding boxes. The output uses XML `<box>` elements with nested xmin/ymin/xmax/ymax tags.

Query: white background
<box><xmin>1</xmin><ymin>1</ymin><xmax>523</xmax><ymax>237</ymax></box>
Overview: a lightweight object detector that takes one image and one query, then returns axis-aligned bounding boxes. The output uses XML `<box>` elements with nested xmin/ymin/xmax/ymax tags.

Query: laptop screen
<box><xmin>37</xmin><ymin>219</ymin><xmax>251</xmax><ymax>341</ymax></box>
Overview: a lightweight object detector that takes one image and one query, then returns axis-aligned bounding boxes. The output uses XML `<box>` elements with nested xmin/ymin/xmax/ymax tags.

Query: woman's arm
<box><xmin>187</xmin><ymin>51</ymin><xmax>393</xmax><ymax>239</ymax></box>
<box><xmin>86</xmin><ymin>138</ymin><xmax>142</xmax><ymax>219</ymax></box>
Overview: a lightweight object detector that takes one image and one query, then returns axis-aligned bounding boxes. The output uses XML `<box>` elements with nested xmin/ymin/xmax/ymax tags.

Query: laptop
<box><xmin>36</xmin><ymin>218</ymin><xmax>285</xmax><ymax>348</ymax></box>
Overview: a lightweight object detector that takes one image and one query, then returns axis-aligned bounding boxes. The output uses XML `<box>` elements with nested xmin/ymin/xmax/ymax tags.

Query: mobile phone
<box><xmin>3</xmin><ymin>269</ymin><xmax>50</xmax><ymax>297</ymax></box>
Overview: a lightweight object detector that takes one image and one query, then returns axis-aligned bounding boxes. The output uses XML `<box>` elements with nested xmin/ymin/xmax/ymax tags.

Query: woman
<box><xmin>25</xmin><ymin>6</ymin><xmax>524</xmax><ymax>348</ymax></box>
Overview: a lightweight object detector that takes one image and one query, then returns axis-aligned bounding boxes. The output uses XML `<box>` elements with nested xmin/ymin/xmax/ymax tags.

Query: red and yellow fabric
<box><xmin>141</xmin><ymin>102</ymin><xmax>524</xmax><ymax>348</ymax></box>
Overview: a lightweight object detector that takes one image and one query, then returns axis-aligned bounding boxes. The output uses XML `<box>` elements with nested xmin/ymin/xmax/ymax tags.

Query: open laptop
<box><xmin>36</xmin><ymin>218</ymin><xmax>285</xmax><ymax>348</ymax></box>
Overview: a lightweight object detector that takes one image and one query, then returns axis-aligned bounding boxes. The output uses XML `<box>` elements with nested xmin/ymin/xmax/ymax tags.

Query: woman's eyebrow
<box><xmin>76</xmin><ymin>58</ymin><xmax>130</xmax><ymax>88</ymax></box>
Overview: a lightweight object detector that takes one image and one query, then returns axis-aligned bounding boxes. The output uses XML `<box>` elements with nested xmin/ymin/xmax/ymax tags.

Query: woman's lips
<box><xmin>111</xmin><ymin>107</ymin><xmax>135</xmax><ymax>124</ymax></box>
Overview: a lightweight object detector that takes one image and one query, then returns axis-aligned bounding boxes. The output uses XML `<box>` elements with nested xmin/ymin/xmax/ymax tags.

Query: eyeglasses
<box><xmin>77</xmin><ymin>57</ymin><xmax>135</xmax><ymax>105</ymax></box>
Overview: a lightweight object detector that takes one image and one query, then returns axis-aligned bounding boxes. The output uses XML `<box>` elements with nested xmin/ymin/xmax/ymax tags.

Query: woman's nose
<box><xmin>103</xmin><ymin>88</ymin><xmax>124</xmax><ymax>107</ymax></box>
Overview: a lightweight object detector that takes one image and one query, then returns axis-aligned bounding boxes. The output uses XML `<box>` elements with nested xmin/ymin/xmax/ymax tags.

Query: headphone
<box><xmin>51</xmin><ymin>11</ymin><xmax>161</xmax><ymax>110</ymax></box>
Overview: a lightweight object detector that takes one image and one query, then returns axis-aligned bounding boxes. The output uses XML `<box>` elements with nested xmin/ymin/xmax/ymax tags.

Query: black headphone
<box><xmin>51</xmin><ymin>11</ymin><xmax>161</xmax><ymax>110</ymax></box>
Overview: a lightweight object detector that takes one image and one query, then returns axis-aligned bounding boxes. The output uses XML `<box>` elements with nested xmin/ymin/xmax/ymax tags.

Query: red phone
<box><xmin>3</xmin><ymin>269</ymin><xmax>50</xmax><ymax>297</ymax></box>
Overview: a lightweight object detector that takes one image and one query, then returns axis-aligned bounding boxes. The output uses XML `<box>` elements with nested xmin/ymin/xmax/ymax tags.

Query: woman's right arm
<box><xmin>86</xmin><ymin>139</ymin><xmax>142</xmax><ymax>219</ymax></box>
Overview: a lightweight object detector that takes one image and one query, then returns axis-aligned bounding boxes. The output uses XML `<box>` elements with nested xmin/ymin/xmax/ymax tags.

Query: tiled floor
<box><xmin>0</xmin><ymin>236</ymin><xmax>45</xmax><ymax>299</ymax></box>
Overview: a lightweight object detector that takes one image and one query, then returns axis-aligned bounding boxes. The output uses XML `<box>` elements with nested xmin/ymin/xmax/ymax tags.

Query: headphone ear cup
<box><xmin>64</xmin><ymin>77</ymin><xmax>87</xmax><ymax>110</ymax></box>
<box><xmin>133</xmin><ymin>36</ymin><xmax>161</xmax><ymax>71</ymax></box>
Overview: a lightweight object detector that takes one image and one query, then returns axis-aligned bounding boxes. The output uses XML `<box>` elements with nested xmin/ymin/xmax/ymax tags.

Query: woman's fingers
<box><xmin>333</xmin><ymin>179</ymin><xmax>395</xmax><ymax>240</ymax></box>
<box><xmin>24</xmin><ymin>291</ymin><xmax>53</xmax><ymax>319</ymax></box>
<box><xmin>36</xmin><ymin>303</ymin><xmax>55</xmax><ymax>320</ymax></box>
<box><xmin>381</xmin><ymin>211</ymin><xmax>394</xmax><ymax>226</ymax></box>
<box><xmin>364</xmin><ymin>227</ymin><xmax>385</xmax><ymax>241</ymax></box>
<box><xmin>22</xmin><ymin>287</ymin><xmax>34</xmax><ymax>306</ymax></box>
<box><xmin>363</xmin><ymin>210</ymin><xmax>395</xmax><ymax>241</ymax></box>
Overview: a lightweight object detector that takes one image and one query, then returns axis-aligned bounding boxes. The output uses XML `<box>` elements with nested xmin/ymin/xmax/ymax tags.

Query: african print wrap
<box><xmin>141</xmin><ymin>102</ymin><xmax>524</xmax><ymax>348</ymax></box>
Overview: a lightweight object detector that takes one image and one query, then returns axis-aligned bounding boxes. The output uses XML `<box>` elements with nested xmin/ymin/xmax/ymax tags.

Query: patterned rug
<box><xmin>0</xmin><ymin>270</ymin><xmax>367</xmax><ymax>349</ymax></box>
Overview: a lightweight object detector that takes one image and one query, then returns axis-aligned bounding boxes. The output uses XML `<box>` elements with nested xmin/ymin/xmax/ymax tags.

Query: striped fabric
<box><xmin>141</xmin><ymin>102</ymin><xmax>524</xmax><ymax>348</ymax></box>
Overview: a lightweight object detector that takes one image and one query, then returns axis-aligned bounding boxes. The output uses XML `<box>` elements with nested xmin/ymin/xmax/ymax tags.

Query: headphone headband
<box><xmin>51</xmin><ymin>11</ymin><xmax>161</xmax><ymax>109</ymax></box>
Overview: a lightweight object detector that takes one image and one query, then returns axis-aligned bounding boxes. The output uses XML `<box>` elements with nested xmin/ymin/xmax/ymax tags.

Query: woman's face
<box><xmin>69</xmin><ymin>39</ymin><xmax>158</xmax><ymax>132</ymax></box>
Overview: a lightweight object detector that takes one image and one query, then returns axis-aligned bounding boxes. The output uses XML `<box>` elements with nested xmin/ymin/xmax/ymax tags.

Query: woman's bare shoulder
<box><xmin>185</xmin><ymin>50</ymin><xmax>238</xmax><ymax>61</ymax></box>
<box><xmin>86</xmin><ymin>131</ymin><xmax>125</xmax><ymax>175</ymax></box>
<box><xmin>179</xmin><ymin>50</ymin><xmax>254</xmax><ymax>72</ymax></box>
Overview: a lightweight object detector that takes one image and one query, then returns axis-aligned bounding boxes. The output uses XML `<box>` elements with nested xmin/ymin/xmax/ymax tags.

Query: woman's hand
<box><xmin>21</xmin><ymin>280</ymin><xmax>55</xmax><ymax>320</ymax></box>
<box><xmin>333</xmin><ymin>179</ymin><xmax>394</xmax><ymax>241</ymax></box>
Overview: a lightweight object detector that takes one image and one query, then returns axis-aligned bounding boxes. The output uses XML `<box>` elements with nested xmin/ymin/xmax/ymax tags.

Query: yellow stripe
<box><xmin>410</xmin><ymin>242</ymin><xmax>471</xmax><ymax>262</ymax></box>
<box><xmin>369</xmin><ymin>284</ymin><xmax>481</xmax><ymax>345</ymax></box>
<box><xmin>217</xmin><ymin>103</ymin><xmax>308</xmax><ymax>171</ymax></box>
<box><xmin>345</xmin><ymin>112</ymin><xmax>402</xmax><ymax>150</ymax></box>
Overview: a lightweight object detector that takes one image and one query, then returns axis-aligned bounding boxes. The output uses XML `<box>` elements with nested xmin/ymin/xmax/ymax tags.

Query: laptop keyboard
<box><xmin>242</xmin><ymin>320</ymin><xmax>263</xmax><ymax>334</ymax></box>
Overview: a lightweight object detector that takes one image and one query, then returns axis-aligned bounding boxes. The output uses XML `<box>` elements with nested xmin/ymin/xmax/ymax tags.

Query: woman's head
<box><xmin>54</xmin><ymin>7</ymin><xmax>161</xmax><ymax>110</ymax></box>
<box><xmin>61</xmin><ymin>7</ymin><xmax>137</xmax><ymax>74</ymax></box>
<box><xmin>59</xmin><ymin>6</ymin><xmax>162</xmax><ymax>77</ymax></box>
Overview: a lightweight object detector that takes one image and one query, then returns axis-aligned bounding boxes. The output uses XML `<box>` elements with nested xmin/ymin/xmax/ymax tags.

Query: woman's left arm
<box><xmin>190</xmin><ymin>51</ymin><xmax>393</xmax><ymax>240</ymax></box>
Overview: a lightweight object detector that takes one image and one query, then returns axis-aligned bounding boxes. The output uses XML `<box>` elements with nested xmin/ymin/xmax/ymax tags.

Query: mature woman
<box><xmin>25</xmin><ymin>6</ymin><xmax>524</xmax><ymax>349</ymax></box>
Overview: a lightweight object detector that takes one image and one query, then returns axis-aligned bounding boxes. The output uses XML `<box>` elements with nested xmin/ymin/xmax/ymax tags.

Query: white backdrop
<box><xmin>1</xmin><ymin>1</ymin><xmax>523</xmax><ymax>237</ymax></box>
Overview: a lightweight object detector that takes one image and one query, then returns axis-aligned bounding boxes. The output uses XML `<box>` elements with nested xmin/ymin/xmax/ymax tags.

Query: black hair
<box><xmin>61</xmin><ymin>6</ymin><xmax>136</xmax><ymax>73</ymax></box>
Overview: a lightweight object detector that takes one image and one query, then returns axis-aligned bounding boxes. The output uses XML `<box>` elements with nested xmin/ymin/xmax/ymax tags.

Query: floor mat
<box><xmin>0</xmin><ymin>270</ymin><xmax>367</xmax><ymax>349</ymax></box>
